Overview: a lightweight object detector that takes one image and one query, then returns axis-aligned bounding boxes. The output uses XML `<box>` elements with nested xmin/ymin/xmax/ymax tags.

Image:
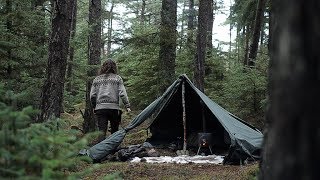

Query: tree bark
<box><xmin>206</xmin><ymin>0</ymin><xmax>214</xmax><ymax>57</ymax></box>
<box><xmin>236</xmin><ymin>25</ymin><xmax>240</xmax><ymax>63</ymax></box>
<box><xmin>229</xmin><ymin>0</ymin><xmax>232</xmax><ymax>56</ymax></box>
<box><xmin>158</xmin><ymin>0</ymin><xmax>177</xmax><ymax>93</ymax></box>
<box><xmin>187</xmin><ymin>0</ymin><xmax>195</xmax><ymax>48</ymax></box>
<box><xmin>140</xmin><ymin>0</ymin><xmax>146</xmax><ymax>25</ymax></box>
<box><xmin>66</xmin><ymin>0</ymin><xmax>78</xmax><ymax>93</ymax></box>
<box><xmin>260</xmin><ymin>0</ymin><xmax>320</xmax><ymax>179</ymax></box>
<box><xmin>194</xmin><ymin>0</ymin><xmax>210</xmax><ymax>92</ymax></box>
<box><xmin>5</xmin><ymin>0</ymin><xmax>12</xmax><ymax>79</ymax></box>
<box><xmin>83</xmin><ymin>0</ymin><xmax>102</xmax><ymax>133</ymax></box>
<box><xmin>39</xmin><ymin>0</ymin><xmax>73</xmax><ymax>122</ymax></box>
<box><xmin>267</xmin><ymin>1</ymin><xmax>273</xmax><ymax>56</ymax></box>
<box><xmin>106</xmin><ymin>1</ymin><xmax>114</xmax><ymax>57</ymax></box>
<box><xmin>260</xmin><ymin>14</ymin><xmax>265</xmax><ymax>48</ymax></box>
<box><xmin>179</xmin><ymin>0</ymin><xmax>187</xmax><ymax>50</ymax></box>
<box><xmin>248</xmin><ymin>0</ymin><xmax>267</xmax><ymax>67</ymax></box>
<box><xmin>186</xmin><ymin>0</ymin><xmax>195</xmax><ymax>72</ymax></box>
<box><xmin>243</xmin><ymin>25</ymin><xmax>250</xmax><ymax>66</ymax></box>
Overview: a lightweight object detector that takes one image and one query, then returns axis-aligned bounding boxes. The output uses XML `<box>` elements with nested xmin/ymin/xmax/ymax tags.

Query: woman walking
<box><xmin>90</xmin><ymin>59</ymin><xmax>131</xmax><ymax>141</ymax></box>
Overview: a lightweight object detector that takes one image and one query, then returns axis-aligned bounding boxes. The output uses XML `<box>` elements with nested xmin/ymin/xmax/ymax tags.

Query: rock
<box><xmin>147</xmin><ymin>148</ymin><xmax>160</xmax><ymax>157</ymax></box>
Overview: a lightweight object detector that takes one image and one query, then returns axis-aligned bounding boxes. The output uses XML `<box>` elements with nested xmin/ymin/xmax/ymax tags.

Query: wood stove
<box><xmin>197</xmin><ymin>132</ymin><xmax>213</xmax><ymax>155</ymax></box>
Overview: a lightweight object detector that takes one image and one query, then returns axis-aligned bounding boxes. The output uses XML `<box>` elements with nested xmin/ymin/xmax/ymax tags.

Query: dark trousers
<box><xmin>95</xmin><ymin>109</ymin><xmax>122</xmax><ymax>142</ymax></box>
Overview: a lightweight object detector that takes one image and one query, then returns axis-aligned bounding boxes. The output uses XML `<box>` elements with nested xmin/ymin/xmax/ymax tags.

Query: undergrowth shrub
<box><xmin>0</xmin><ymin>84</ymin><xmax>96</xmax><ymax>179</ymax></box>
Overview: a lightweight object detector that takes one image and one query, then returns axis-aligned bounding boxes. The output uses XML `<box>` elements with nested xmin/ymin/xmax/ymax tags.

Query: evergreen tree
<box><xmin>39</xmin><ymin>0</ymin><xmax>74</xmax><ymax>122</ymax></box>
<box><xmin>194</xmin><ymin>0</ymin><xmax>211</xmax><ymax>92</ymax></box>
<box><xmin>158</xmin><ymin>0</ymin><xmax>178</xmax><ymax>93</ymax></box>
<box><xmin>66</xmin><ymin>0</ymin><xmax>78</xmax><ymax>93</ymax></box>
<box><xmin>0</xmin><ymin>0</ymin><xmax>49</xmax><ymax>109</ymax></box>
<box><xmin>206</xmin><ymin>0</ymin><xmax>215</xmax><ymax>55</ymax></box>
<box><xmin>260</xmin><ymin>0</ymin><xmax>320</xmax><ymax>179</ymax></box>
<box><xmin>248</xmin><ymin>0</ymin><xmax>267</xmax><ymax>67</ymax></box>
<box><xmin>83</xmin><ymin>0</ymin><xmax>102</xmax><ymax>133</ymax></box>
<box><xmin>105</xmin><ymin>1</ymin><xmax>114</xmax><ymax>57</ymax></box>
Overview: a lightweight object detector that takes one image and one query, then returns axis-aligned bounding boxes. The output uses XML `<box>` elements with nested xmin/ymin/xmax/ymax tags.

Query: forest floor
<box><xmin>80</xmin><ymin>161</ymin><xmax>258</xmax><ymax>180</ymax></box>
<box><xmin>62</xmin><ymin>106</ymin><xmax>259</xmax><ymax>180</ymax></box>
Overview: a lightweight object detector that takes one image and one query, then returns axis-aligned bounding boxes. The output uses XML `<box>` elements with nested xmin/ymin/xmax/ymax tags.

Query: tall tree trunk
<box><xmin>39</xmin><ymin>0</ymin><xmax>73</xmax><ymax>122</ymax></box>
<box><xmin>101</xmin><ymin>2</ymin><xmax>106</xmax><ymax>58</ymax></box>
<box><xmin>229</xmin><ymin>0</ymin><xmax>232</xmax><ymax>56</ymax></box>
<box><xmin>206</xmin><ymin>0</ymin><xmax>214</xmax><ymax>57</ymax></box>
<box><xmin>260</xmin><ymin>14</ymin><xmax>265</xmax><ymax>48</ymax></box>
<box><xmin>186</xmin><ymin>0</ymin><xmax>195</xmax><ymax>72</ymax></box>
<box><xmin>106</xmin><ymin>2</ymin><xmax>114</xmax><ymax>57</ymax></box>
<box><xmin>236</xmin><ymin>25</ymin><xmax>240</xmax><ymax>63</ymax></box>
<box><xmin>260</xmin><ymin>0</ymin><xmax>320</xmax><ymax>179</ymax></box>
<box><xmin>179</xmin><ymin>0</ymin><xmax>187</xmax><ymax>50</ymax></box>
<box><xmin>187</xmin><ymin>0</ymin><xmax>195</xmax><ymax>48</ymax></box>
<box><xmin>5</xmin><ymin>0</ymin><xmax>12</xmax><ymax>79</ymax></box>
<box><xmin>83</xmin><ymin>0</ymin><xmax>102</xmax><ymax>133</ymax></box>
<box><xmin>158</xmin><ymin>0</ymin><xmax>177</xmax><ymax>93</ymax></box>
<box><xmin>248</xmin><ymin>0</ymin><xmax>267</xmax><ymax>67</ymax></box>
<box><xmin>243</xmin><ymin>25</ymin><xmax>250</xmax><ymax>66</ymax></box>
<box><xmin>267</xmin><ymin>2</ymin><xmax>272</xmax><ymax>56</ymax></box>
<box><xmin>194</xmin><ymin>0</ymin><xmax>210</xmax><ymax>92</ymax></box>
<box><xmin>66</xmin><ymin>0</ymin><xmax>78</xmax><ymax>93</ymax></box>
<box><xmin>205</xmin><ymin>0</ymin><xmax>215</xmax><ymax>75</ymax></box>
<box><xmin>140</xmin><ymin>0</ymin><xmax>146</xmax><ymax>25</ymax></box>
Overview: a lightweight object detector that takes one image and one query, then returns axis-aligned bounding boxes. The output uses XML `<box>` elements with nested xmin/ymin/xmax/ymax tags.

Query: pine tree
<box><xmin>260</xmin><ymin>0</ymin><xmax>320</xmax><ymax>179</ymax></box>
<box><xmin>194</xmin><ymin>0</ymin><xmax>211</xmax><ymax>92</ymax></box>
<box><xmin>39</xmin><ymin>0</ymin><xmax>74</xmax><ymax>122</ymax></box>
<box><xmin>247</xmin><ymin>0</ymin><xmax>267</xmax><ymax>67</ymax></box>
<box><xmin>83</xmin><ymin>0</ymin><xmax>102</xmax><ymax>133</ymax></box>
<box><xmin>158</xmin><ymin>0</ymin><xmax>177</xmax><ymax>93</ymax></box>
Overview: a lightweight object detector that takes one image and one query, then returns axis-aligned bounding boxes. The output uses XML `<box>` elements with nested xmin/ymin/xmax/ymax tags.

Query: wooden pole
<box><xmin>182</xmin><ymin>81</ymin><xmax>187</xmax><ymax>151</ymax></box>
<box><xmin>201</xmin><ymin>101</ymin><xmax>206</xmax><ymax>132</ymax></box>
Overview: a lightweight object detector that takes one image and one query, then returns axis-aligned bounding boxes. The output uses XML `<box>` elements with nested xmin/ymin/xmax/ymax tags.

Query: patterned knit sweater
<box><xmin>90</xmin><ymin>73</ymin><xmax>130</xmax><ymax>110</ymax></box>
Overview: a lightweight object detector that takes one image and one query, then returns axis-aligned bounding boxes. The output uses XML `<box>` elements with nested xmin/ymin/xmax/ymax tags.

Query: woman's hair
<box><xmin>99</xmin><ymin>59</ymin><xmax>117</xmax><ymax>75</ymax></box>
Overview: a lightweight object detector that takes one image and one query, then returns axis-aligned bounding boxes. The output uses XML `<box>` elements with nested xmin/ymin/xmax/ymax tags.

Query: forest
<box><xmin>0</xmin><ymin>0</ymin><xmax>319</xmax><ymax>179</ymax></box>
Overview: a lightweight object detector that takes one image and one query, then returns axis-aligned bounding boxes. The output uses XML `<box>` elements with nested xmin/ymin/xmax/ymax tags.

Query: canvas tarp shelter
<box><xmin>87</xmin><ymin>74</ymin><xmax>263</xmax><ymax>164</ymax></box>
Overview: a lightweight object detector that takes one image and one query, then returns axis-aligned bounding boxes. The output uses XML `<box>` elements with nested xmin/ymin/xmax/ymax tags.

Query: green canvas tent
<box><xmin>87</xmin><ymin>75</ymin><xmax>263</xmax><ymax>164</ymax></box>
